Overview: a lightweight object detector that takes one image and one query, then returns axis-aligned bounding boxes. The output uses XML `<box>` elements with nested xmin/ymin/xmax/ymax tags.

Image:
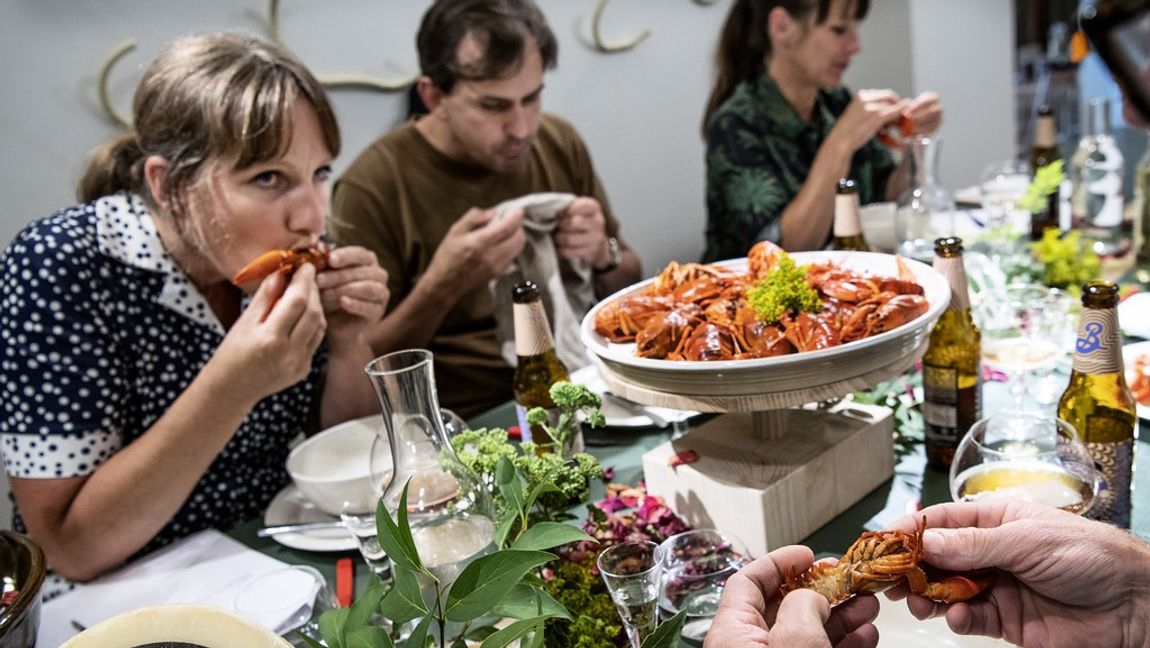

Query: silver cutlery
<box><xmin>257</xmin><ymin>520</ymin><xmax>347</xmax><ymax>537</ymax></box>
<box><xmin>601</xmin><ymin>391</ymin><xmax>669</xmax><ymax>428</ymax></box>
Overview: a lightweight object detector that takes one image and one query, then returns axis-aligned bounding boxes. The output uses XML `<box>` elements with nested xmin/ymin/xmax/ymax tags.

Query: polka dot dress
<box><xmin>0</xmin><ymin>193</ymin><xmax>325</xmax><ymax>562</ymax></box>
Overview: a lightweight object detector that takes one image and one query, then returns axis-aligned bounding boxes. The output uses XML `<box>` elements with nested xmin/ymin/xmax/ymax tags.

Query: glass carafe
<box><xmin>896</xmin><ymin>135</ymin><xmax>956</xmax><ymax>263</ymax></box>
<box><xmin>1070</xmin><ymin>97</ymin><xmax>1128</xmax><ymax>258</ymax></box>
<box><xmin>365</xmin><ymin>350</ymin><xmax>496</xmax><ymax>589</ymax></box>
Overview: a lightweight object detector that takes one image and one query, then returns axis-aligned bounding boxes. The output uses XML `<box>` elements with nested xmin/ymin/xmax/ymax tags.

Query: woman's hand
<box><xmin>214</xmin><ymin>264</ymin><xmax>326</xmax><ymax>403</ymax></box>
<box><xmin>705</xmin><ymin>545</ymin><xmax>880</xmax><ymax>648</ymax></box>
<box><xmin>903</xmin><ymin>91</ymin><xmax>943</xmax><ymax>135</ymax></box>
<box><xmin>886</xmin><ymin>500</ymin><xmax>1150</xmax><ymax>647</ymax></box>
<box><xmin>315</xmin><ymin>245</ymin><xmax>389</xmax><ymax>349</ymax></box>
<box><xmin>829</xmin><ymin>89</ymin><xmax>906</xmax><ymax>155</ymax></box>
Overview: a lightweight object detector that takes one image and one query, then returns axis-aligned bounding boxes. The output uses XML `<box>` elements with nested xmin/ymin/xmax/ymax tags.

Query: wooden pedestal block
<box><xmin>641</xmin><ymin>403</ymin><xmax>894</xmax><ymax>558</ymax></box>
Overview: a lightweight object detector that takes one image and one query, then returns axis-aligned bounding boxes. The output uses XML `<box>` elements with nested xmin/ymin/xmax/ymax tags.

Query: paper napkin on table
<box><xmin>39</xmin><ymin>530</ymin><xmax>301</xmax><ymax>647</ymax></box>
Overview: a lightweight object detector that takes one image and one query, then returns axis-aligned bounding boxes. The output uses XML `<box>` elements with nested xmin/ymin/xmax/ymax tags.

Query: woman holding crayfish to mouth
<box><xmin>701</xmin><ymin>0</ymin><xmax>944</xmax><ymax>259</ymax></box>
<box><xmin>0</xmin><ymin>32</ymin><xmax>388</xmax><ymax>586</ymax></box>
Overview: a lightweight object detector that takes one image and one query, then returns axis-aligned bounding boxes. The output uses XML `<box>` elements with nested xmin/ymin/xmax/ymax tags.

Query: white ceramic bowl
<box><xmin>580</xmin><ymin>251</ymin><xmax>949</xmax><ymax>410</ymax></box>
<box><xmin>286</xmin><ymin>415</ymin><xmax>385</xmax><ymax>516</ymax></box>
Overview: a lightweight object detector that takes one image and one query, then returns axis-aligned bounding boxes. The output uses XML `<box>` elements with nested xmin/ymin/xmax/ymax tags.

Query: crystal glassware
<box><xmin>949</xmin><ymin>411</ymin><xmax>1099</xmax><ymax>515</ymax></box>
<box><xmin>658</xmin><ymin>529</ymin><xmax>748</xmax><ymax>645</ymax></box>
<box><xmin>365</xmin><ymin>350</ymin><xmax>496</xmax><ymax>590</ymax></box>
<box><xmin>598</xmin><ymin>541</ymin><xmax>663</xmax><ymax>648</ymax></box>
<box><xmin>896</xmin><ymin>135</ymin><xmax>956</xmax><ymax>263</ymax></box>
<box><xmin>976</xmin><ymin>283</ymin><xmax>1069</xmax><ymax>408</ymax></box>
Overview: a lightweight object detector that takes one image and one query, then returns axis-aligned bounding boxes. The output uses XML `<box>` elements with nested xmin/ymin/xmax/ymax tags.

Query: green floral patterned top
<box><xmin>703</xmin><ymin>73</ymin><xmax>897</xmax><ymax>262</ymax></box>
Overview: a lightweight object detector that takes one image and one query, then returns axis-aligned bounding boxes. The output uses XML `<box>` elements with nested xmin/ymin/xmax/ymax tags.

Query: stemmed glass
<box><xmin>658</xmin><ymin>529</ymin><xmax>748</xmax><ymax>645</ymax></box>
<box><xmin>979</xmin><ymin>159</ymin><xmax>1031</xmax><ymax>231</ymax></box>
<box><xmin>598</xmin><ymin>541</ymin><xmax>663</xmax><ymax>648</ymax></box>
<box><xmin>949</xmin><ymin>411</ymin><xmax>1099</xmax><ymax>515</ymax></box>
<box><xmin>976</xmin><ymin>284</ymin><xmax>1069</xmax><ymax>409</ymax></box>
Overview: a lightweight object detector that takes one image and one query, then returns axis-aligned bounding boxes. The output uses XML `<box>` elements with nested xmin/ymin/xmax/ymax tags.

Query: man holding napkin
<box><xmin>331</xmin><ymin>0</ymin><xmax>640</xmax><ymax>417</ymax></box>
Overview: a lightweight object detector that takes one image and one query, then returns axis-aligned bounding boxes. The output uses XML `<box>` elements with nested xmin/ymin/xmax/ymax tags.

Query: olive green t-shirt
<box><xmin>330</xmin><ymin>113</ymin><xmax>617</xmax><ymax>418</ymax></box>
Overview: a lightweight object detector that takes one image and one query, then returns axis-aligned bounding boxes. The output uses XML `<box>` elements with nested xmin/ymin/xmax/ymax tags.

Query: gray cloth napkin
<box><xmin>491</xmin><ymin>192</ymin><xmax>593</xmax><ymax>371</ymax></box>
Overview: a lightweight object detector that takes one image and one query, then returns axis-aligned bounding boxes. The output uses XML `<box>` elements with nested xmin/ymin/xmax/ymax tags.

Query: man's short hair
<box><xmin>417</xmin><ymin>0</ymin><xmax>558</xmax><ymax>94</ymax></box>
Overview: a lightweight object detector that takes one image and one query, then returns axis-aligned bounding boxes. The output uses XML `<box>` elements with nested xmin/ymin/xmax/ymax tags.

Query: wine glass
<box><xmin>598</xmin><ymin>541</ymin><xmax>663</xmax><ymax>648</ymax></box>
<box><xmin>658</xmin><ymin>529</ymin><xmax>748</xmax><ymax>645</ymax></box>
<box><xmin>976</xmin><ymin>283</ymin><xmax>1067</xmax><ymax>409</ymax></box>
<box><xmin>978</xmin><ymin>159</ymin><xmax>1031</xmax><ymax>231</ymax></box>
<box><xmin>949</xmin><ymin>411</ymin><xmax>1099</xmax><ymax>515</ymax></box>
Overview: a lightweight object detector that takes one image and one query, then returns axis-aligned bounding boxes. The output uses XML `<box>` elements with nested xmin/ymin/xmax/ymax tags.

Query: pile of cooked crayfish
<box><xmin>593</xmin><ymin>241</ymin><xmax>929</xmax><ymax>361</ymax></box>
<box><xmin>780</xmin><ymin>518</ymin><xmax>992</xmax><ymax>605</ymax></box>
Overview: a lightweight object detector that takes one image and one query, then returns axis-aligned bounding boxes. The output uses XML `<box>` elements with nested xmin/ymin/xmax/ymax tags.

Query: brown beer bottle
<box><xmin>1057</xmin><ymin>281</ymin><xmax>1136</xmax><ymax>527</ymax></box>
<box><xmin>511</xmin><ymin>281</ymin><xmax>571</xmax><ymax>453</ymax></box>
<box><xmin>1029</xmin><ymin>105</ymin><xmax>1061</xmax><ymax>240</ymax></box>
<box><xmin>831</xmin><ymin>179</ymin><xmax>871</xmax><ymax>251</ymax></box>
<box><xmin>922</xmin><ymin>237</ymin><xmax>982</xmax><ymax>470</ymax></box>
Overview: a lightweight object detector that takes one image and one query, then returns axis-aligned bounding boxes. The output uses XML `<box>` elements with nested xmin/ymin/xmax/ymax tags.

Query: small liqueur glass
<box><xmin>658</xmin><ymin>529</ymin><xmax>748</xmax><ymax>645</ymax></box>
<box><xmin>598</xmin><ymin>541</ymin><xmax>663</xmax><ymax>648</ymax></box>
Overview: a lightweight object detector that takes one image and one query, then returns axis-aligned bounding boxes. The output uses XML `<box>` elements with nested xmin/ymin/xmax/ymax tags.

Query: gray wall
<box><xmin>0</xmin><ymin>1</ymin><xmax>1014</xmax><ymax>529</ymax></box>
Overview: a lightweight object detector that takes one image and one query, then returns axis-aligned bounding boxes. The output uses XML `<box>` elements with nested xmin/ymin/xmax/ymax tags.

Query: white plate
<box><xmin>1119</xmin><ymin>292</ymin><xmax>1150</xmax><ymax>339</ymax></box>
<box><xmin>874</xmin><ymin>598</ymin><xmax>1010</xmax><ymax>646</ymax></box>
<box><xmin>568</xmin><ymin>365</ymin><xmax>694</xmax><ymax>428</ymax></box>
<box><xmin>1123</xmin><ymin>340</ymin><xmax>1150</xmax><ymax>420</ymax></box>
<box><xmin>579</xmin><ymin>251</ymin><xmax>949</xmax><ymax>405</ymax></box>
<box><xmin>263</xmin><ymin>484</ymin><xmax>357</xmax><ymax>552</ymax></box>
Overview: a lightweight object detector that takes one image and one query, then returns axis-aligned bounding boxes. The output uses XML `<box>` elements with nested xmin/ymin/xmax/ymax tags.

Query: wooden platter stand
<box><xmin>600</xmin><ymin>349</ymin><xmax>919</xmax><ymax>558</ymax></box>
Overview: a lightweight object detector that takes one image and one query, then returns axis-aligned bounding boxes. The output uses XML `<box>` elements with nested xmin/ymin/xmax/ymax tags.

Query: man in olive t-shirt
<box><xmin>330</xmin><ymin>0</ymin><xmax>640</xmax><ymax>417</ymax></box>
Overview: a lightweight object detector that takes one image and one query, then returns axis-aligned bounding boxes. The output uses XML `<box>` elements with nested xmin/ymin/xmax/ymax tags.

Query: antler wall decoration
<box><xmin>590</xmin><ymin>0</ymin><xmax>651</xmax><ymax>53</ymax></box>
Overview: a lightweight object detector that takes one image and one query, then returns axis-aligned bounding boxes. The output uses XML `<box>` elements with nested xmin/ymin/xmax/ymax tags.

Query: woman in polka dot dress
<box><xmin>0</xmin><ymin>33</ymin><xmax>390</xmax><ymax>584</ymax></box>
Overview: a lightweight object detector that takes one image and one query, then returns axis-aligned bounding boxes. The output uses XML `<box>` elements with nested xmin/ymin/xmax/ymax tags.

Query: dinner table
<box><xmin>222</xmin><ymin>364</ymin><xmax>1150</xmax><ymax>648</ymax></box>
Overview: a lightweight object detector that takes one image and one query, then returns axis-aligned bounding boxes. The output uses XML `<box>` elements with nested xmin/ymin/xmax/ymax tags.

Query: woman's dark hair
<box><xmin>701</xmin><ymin>0</ymin><xmax>870</xmax><ymax>133</ymax></box>
<box><xmin>417</xmin><ymin>0</ymin><xmax>558</xmax><ymax>94</ymax></box>
<box><xmin>78</xmin><ymin>32</ymin><xmax>340</xmax><ymax>220</ymax></box>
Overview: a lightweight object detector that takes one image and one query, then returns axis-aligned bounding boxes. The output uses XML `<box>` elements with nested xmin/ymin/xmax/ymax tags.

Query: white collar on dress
<box><xmin>94</xmin><ymin>193</ymin><xmax>227</xmax><ymax>336</ymax></box>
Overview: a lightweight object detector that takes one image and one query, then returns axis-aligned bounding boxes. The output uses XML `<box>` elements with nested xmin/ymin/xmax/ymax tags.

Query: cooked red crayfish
<box><xmin>594</xmin><ymin>240</ymin><xmax>928</xmax><ymax>361</ymax></box>
<box><xmin>1130</xmin><ymin>354</ymin><xmax>1150</xmax><ymax>407</ymax></box>
<box><xmin>877</xmin><ymin>110</ymin><xmax>915</xmax><ymax>149</ymax></box>
<box><xmin>780</xmin><ymin>518</ymin><xmax>993</xmax><ymax>605</ymax></box>
<box><xmin>231</xmin><ymin>244</ymin><xmax>330</xmax><ymax>285</ymax></box>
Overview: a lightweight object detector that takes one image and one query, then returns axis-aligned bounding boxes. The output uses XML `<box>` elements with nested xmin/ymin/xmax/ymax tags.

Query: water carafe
<box><xmin>1070</xmin><ymin>97</ymin><xmax>1128</xmax><ymax>257</ymax></box>
<box><xmin>896</xmin><ymin>135</ymin><xmax>955</xmax><ymax>263</ymax></box>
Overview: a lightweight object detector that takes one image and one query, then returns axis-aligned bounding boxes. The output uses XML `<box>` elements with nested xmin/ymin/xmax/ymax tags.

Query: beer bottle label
<box><xmin>1072</xmin><ymin>308</ymin><xmax>1122</xmax><ymax>374</ymax></box>
<box><xmin>513</xmin><ymin>300</ymin><xmax>556</xmax><ymax>356</ymax></box>
<box><xmin>923</xmin><ymin>364</ymin><xmax>981</xmax><ymax>445</ymax></box>
<box><xmin>833</xmin><ymin>193</ymin><xmax>863</xmax><ymax>237</ymax></box>
<box><xmin>933</xmin><ymin>256</ymin><xmax>970</xmax><ymax>311</ymax></box>
<box><xmin>1085</xmin><ymin>430</ymin><xmax>1134</xmax><ymax>529</ymax></box>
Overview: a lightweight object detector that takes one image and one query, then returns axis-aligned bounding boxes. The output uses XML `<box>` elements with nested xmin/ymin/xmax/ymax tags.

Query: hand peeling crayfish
<box><xmin>780</xmin><ymin>518</ymin><xmax>992</xmax><ymax>605</ymax></box>
<box><xmin>877</xmin><ymin>110</ymin><xmax>915</xmax><ymax>149</ymax></box>
<box><xmin>231</xmin><ymin>244</ymin><xmax>330</xmax><ymax>286</ymax></box>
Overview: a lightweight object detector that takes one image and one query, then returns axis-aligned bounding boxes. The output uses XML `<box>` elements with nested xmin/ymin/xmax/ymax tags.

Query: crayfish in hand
<box><xmin>780</xmin><ymin>518</ymin><xmax>992</xmax><ymax>605</ymax></box>
<box><xmin>231</xmin><ymin>243</ymin><xmax>330</xmax><ymax>286</ymax></box>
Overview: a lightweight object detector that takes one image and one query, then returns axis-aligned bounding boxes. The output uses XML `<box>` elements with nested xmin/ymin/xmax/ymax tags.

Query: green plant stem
<box><xmin>435</xmin><ymin>579</ymin><xmax>445</xmax><ymax>648</ymax></box>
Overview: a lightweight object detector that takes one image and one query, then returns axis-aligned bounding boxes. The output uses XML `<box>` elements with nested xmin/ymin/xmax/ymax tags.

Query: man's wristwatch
<box><xmin>594</xmin><ymin>236</ymin><xmax>622</xmax><ymax>273</ymax></box>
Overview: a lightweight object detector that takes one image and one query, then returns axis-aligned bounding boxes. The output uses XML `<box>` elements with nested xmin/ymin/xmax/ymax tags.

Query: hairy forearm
<box><xmin>779</xmin><ymin>141</ymin><xmax>852</xmax><ymax>251</ymax></box>
<box><xmin>367</xmin><ymin>274</ymin><xmax>459</xmax><ymax>355</ymax></box>
<box><xmin>17</xmin><ymin>362</ymin><xmax>258</xmax><ymax>581</ymax></box>
<box><xmin>593</xmin><ymin>247</ymin><xmax>641</xmax><ymax>297</ymax></box>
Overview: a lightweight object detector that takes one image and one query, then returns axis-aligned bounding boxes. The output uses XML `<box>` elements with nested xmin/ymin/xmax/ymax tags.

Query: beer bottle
<box><xmin>1029</xmin><ymin>105</ymin><xmax>1061</xmax><ymax>240</ymax></box>
<box><xmin>511</xmin><ymin>281</ymin><xmax>572</xmax><ymax>453</ymax></box>
<box><xmin>922</xmin><ymin>237</ymin><xmax>981</xmax><ymax>470</ymax></box>
<box><xmin>831</xmin><ymin>178</ymin><xmax>871</xmax><ymax>251</ymax></box>
<box><xmin>1057</xmin><ymin>281</ymin><xmax>1136</xmax><ymax>527</ymax></box>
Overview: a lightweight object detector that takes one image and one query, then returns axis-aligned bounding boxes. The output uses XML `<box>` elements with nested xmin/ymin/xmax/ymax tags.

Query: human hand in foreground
<box><xmin>705</xmin><ymin>545</ymin><xmax>879</xmax><ymax>648</ymax></box>
<box><xmin>886</xmin><ymin>500</ymin><xmax>1150</xmax><ymax>647</ymax></box>
<box><xmin>315</xmin><ymin>245</ymin><xmax>389</xmax><ymax>347</ymax></box>
<box><xmin>426</xmin><ymin>206</ymin><xmax>526</xmax><ymax>297</ymax></box>
<box><xmin>554</xmin><ymin>196</ymin><xmax>610</xmax><ymax>268</ymax></box>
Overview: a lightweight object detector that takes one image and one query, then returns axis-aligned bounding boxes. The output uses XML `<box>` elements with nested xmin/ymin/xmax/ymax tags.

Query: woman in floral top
<box><xmin>701</xmin><ymin>0</ymin><xmax>944</xmax><ymax>260</ymax></box>
<box><xmin>0</xmin><ymin>33</ymin><xmax>389</xmax><ymax>583</ymax></box>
